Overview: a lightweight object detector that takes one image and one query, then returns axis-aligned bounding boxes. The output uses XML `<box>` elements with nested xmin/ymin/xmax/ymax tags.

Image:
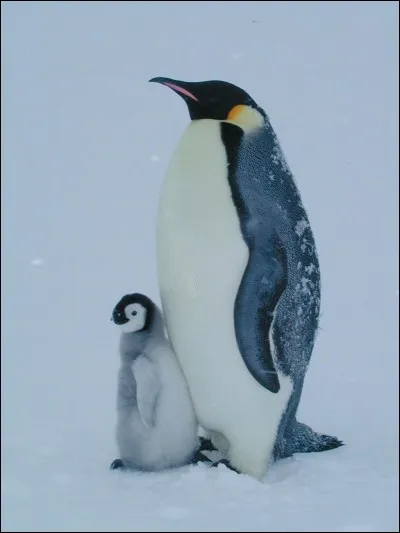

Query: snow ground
<box><xmin>1</xmin><ymin>1</ymin><xmax>398</xmax><ymax>531</ymax></box>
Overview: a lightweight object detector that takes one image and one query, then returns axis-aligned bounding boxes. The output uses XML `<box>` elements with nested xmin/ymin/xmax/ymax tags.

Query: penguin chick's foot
<box><xmin>110</xmin><ymin>458</ymin><xmax>127</xmax><ymax>471</ymax></box>
<box><xmin>212</xmin><ymin>458</ymin><xmax>240</xmax><ymax>474</ymax></box>
<box><xmin>191</xmin><ymin>449</ymin><xmax>213</xmax><ymax>465</ymax></box>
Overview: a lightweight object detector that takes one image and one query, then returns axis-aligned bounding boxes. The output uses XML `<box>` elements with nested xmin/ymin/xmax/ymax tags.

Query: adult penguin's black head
<box><xmin>149</xmin><ymin>77</ymin><xmax>266</xmax><ymax>128</ymax></box>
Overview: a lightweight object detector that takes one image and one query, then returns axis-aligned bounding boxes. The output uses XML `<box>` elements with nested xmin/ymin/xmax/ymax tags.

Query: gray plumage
<box><xmin>111</xmin><ymin>294</ymin><xmax>199</xmax><ymax>471</ymax></box>
<box><xmin>220</xmin><ymin>116</ymin><xmax>343</xmax><ymax>460</ymax></box>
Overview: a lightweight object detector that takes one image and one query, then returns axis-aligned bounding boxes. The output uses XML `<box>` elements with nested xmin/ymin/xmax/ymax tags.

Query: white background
<box><xmin>1</xmin><ymin>1</ymin><xmax>398</xmax><ymax>531</ymax></box>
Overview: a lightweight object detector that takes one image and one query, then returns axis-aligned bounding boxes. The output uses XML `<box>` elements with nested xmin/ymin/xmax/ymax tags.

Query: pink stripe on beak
<box><xmin>164</xmin><ymin>82</ymin><xmax>198</xmax><ymax>102</ymax></box>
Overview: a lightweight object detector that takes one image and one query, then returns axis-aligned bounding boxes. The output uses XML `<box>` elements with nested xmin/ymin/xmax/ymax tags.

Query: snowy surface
<box><xmin>1</xmin><ymin>1</ymin><xmax>398</xmax><ymax>531</ymax></box>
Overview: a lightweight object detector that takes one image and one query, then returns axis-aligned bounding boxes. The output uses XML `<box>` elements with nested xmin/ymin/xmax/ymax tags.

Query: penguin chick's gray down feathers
<box><xmin>110</xmin><ymin>293</ymin><xmax>202</xmax><ymax>472</ymax></box>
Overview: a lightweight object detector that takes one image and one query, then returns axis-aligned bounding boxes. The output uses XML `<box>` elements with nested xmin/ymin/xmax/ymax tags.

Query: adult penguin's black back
<box><xmin>151</xmin><ymin>77</ymin><xmax>343</xmax><ymax>478</ymax></box>
<box><xmin>224</xmin><ymin>113</ymin><xmax>343</xmax><ymax>460</ymax></box>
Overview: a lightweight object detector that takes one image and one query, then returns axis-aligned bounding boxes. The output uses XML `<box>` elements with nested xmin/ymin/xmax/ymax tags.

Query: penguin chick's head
<box><xmin>149</xmin><ymin>77</ymin><xmax>266</xmax><ymax>129</ymax></box>
<box><xmin>111</xmin><ymin>293</ymin><xmax>154</xmax><ymax>334</ymax></box>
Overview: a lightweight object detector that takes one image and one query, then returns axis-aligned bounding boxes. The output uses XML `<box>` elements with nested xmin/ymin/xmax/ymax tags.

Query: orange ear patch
<box><xmin>227</xmin><ymin>105</ymin><xmax>246</xmax><ymax>121</ymax></box>
<box><xmin>226</xmin><ymin>105</ymin><xmax>264</xmax><ymax>131</ymax></box>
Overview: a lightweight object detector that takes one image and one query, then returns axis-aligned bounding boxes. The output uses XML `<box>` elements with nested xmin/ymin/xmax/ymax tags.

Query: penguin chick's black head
<box><xmin>149</xmin><ymin>77</ymin><xmax>266</xmax><ymax>124</ymax></box>
<box><xmin>111</xmin><ymin>293</ymin><xmax>154</xmax><ymax>333</ymax></box>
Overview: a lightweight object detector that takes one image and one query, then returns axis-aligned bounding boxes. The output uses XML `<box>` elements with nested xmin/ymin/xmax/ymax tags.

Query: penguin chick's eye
<box><xmin>131</xmin><ymin>311</ymin><xmax>137</xmax><ymax>316</ymax></box>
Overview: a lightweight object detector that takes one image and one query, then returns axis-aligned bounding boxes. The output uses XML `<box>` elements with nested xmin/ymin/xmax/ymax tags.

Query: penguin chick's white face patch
<box><xmin>118</xmin><ymin>303</ymin><xmax>147</xmax><ymax>333</ymax></box>
<box><xmin>226</xmin><ymin>104</ymin><xmax>264</xmax><ymax>132</ymax></box>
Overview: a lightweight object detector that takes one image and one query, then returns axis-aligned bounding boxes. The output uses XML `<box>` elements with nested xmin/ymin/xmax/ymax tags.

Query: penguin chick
<box><xmin>110</xmin><ymin>292</ymin><xmax>210</xmax><ymax>472</ymax></box>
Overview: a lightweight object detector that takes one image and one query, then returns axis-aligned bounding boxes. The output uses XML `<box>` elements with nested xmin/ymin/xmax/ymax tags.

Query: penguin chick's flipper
<box><xmin>132</xmin><ymin>355</ymin><xmax>161</xmax><ymax>429</ymax></box>
<box><xmin>233</xmin><ymin>229</ymin><xmax>288</xmax><ymax>394</ymax></box>
<box><xmin>110</xmin><ymin>458</ymin><xmax>127</xmax><ymax>471</ymax></box>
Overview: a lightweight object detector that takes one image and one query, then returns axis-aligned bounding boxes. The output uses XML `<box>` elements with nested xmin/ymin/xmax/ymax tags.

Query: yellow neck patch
<box><xmin>226</xmin><ymin>104</ymin><xmax>264</xmax><ymax>132</ymax></box>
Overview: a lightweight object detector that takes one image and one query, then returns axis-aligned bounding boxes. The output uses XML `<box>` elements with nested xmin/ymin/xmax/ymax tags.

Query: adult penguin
<box><xmin>149</xmin><ymin>77</ymin><xmax>343</xmax><ymax>479</ymax></box>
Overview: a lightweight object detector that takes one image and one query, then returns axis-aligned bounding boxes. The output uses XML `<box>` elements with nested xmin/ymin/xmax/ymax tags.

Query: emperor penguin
<box><xmin>149</xmin><ymin>77</ymin><xmax>343</xmax><ymax>479</ymax></box>
<box><xmin>110</xmin><ymin>292</ymin><xmax>211</xmax><ymax>471</ymax></box>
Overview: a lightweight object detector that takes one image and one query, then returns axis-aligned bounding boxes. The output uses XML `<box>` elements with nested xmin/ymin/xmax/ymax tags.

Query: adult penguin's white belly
<box><xmin>157</xmin><ymin>119</ymin><xmax>292</xmax><ymax>479</ymax></box>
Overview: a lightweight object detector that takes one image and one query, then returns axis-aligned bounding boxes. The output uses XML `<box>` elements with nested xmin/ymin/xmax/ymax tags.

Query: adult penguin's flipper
<box><xmin>234</xmin><ymin>231</ymin><xmax>288</xmax><ymax>393</ymax></box>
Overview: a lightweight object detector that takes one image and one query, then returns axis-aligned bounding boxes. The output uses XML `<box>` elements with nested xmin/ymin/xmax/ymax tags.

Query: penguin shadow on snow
<box><xmin>109</xmin><ymin>292</ymin><xmax>237</xmax><ymax>474</ymax></box>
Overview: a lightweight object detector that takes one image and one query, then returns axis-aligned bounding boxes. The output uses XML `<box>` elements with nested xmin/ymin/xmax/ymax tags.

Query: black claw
<box><xmin>199</xmin><ymin>437</ymin><xmax>217</xmax><ymax>452</ymax></box>
<box><xmin>211</xmin><ymin>459</ymin><xmax>240</xmax><ymax>474</ymax></box>
<box><xmin>191</xmin><ymin>449</ymin><xmax>213</xmax><ymax>465</ymax></box>
<box><xmin>110</xmin><ymin>458</ymin><xmax>126</xmax><ymax>470</ymax></box>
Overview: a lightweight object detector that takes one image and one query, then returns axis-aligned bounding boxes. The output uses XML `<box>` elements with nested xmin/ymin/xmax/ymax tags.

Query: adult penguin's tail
<box><xmin>275</xmin><ymin>420</ymin><xmax>344</xmax><ymax>459</ymax></box>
